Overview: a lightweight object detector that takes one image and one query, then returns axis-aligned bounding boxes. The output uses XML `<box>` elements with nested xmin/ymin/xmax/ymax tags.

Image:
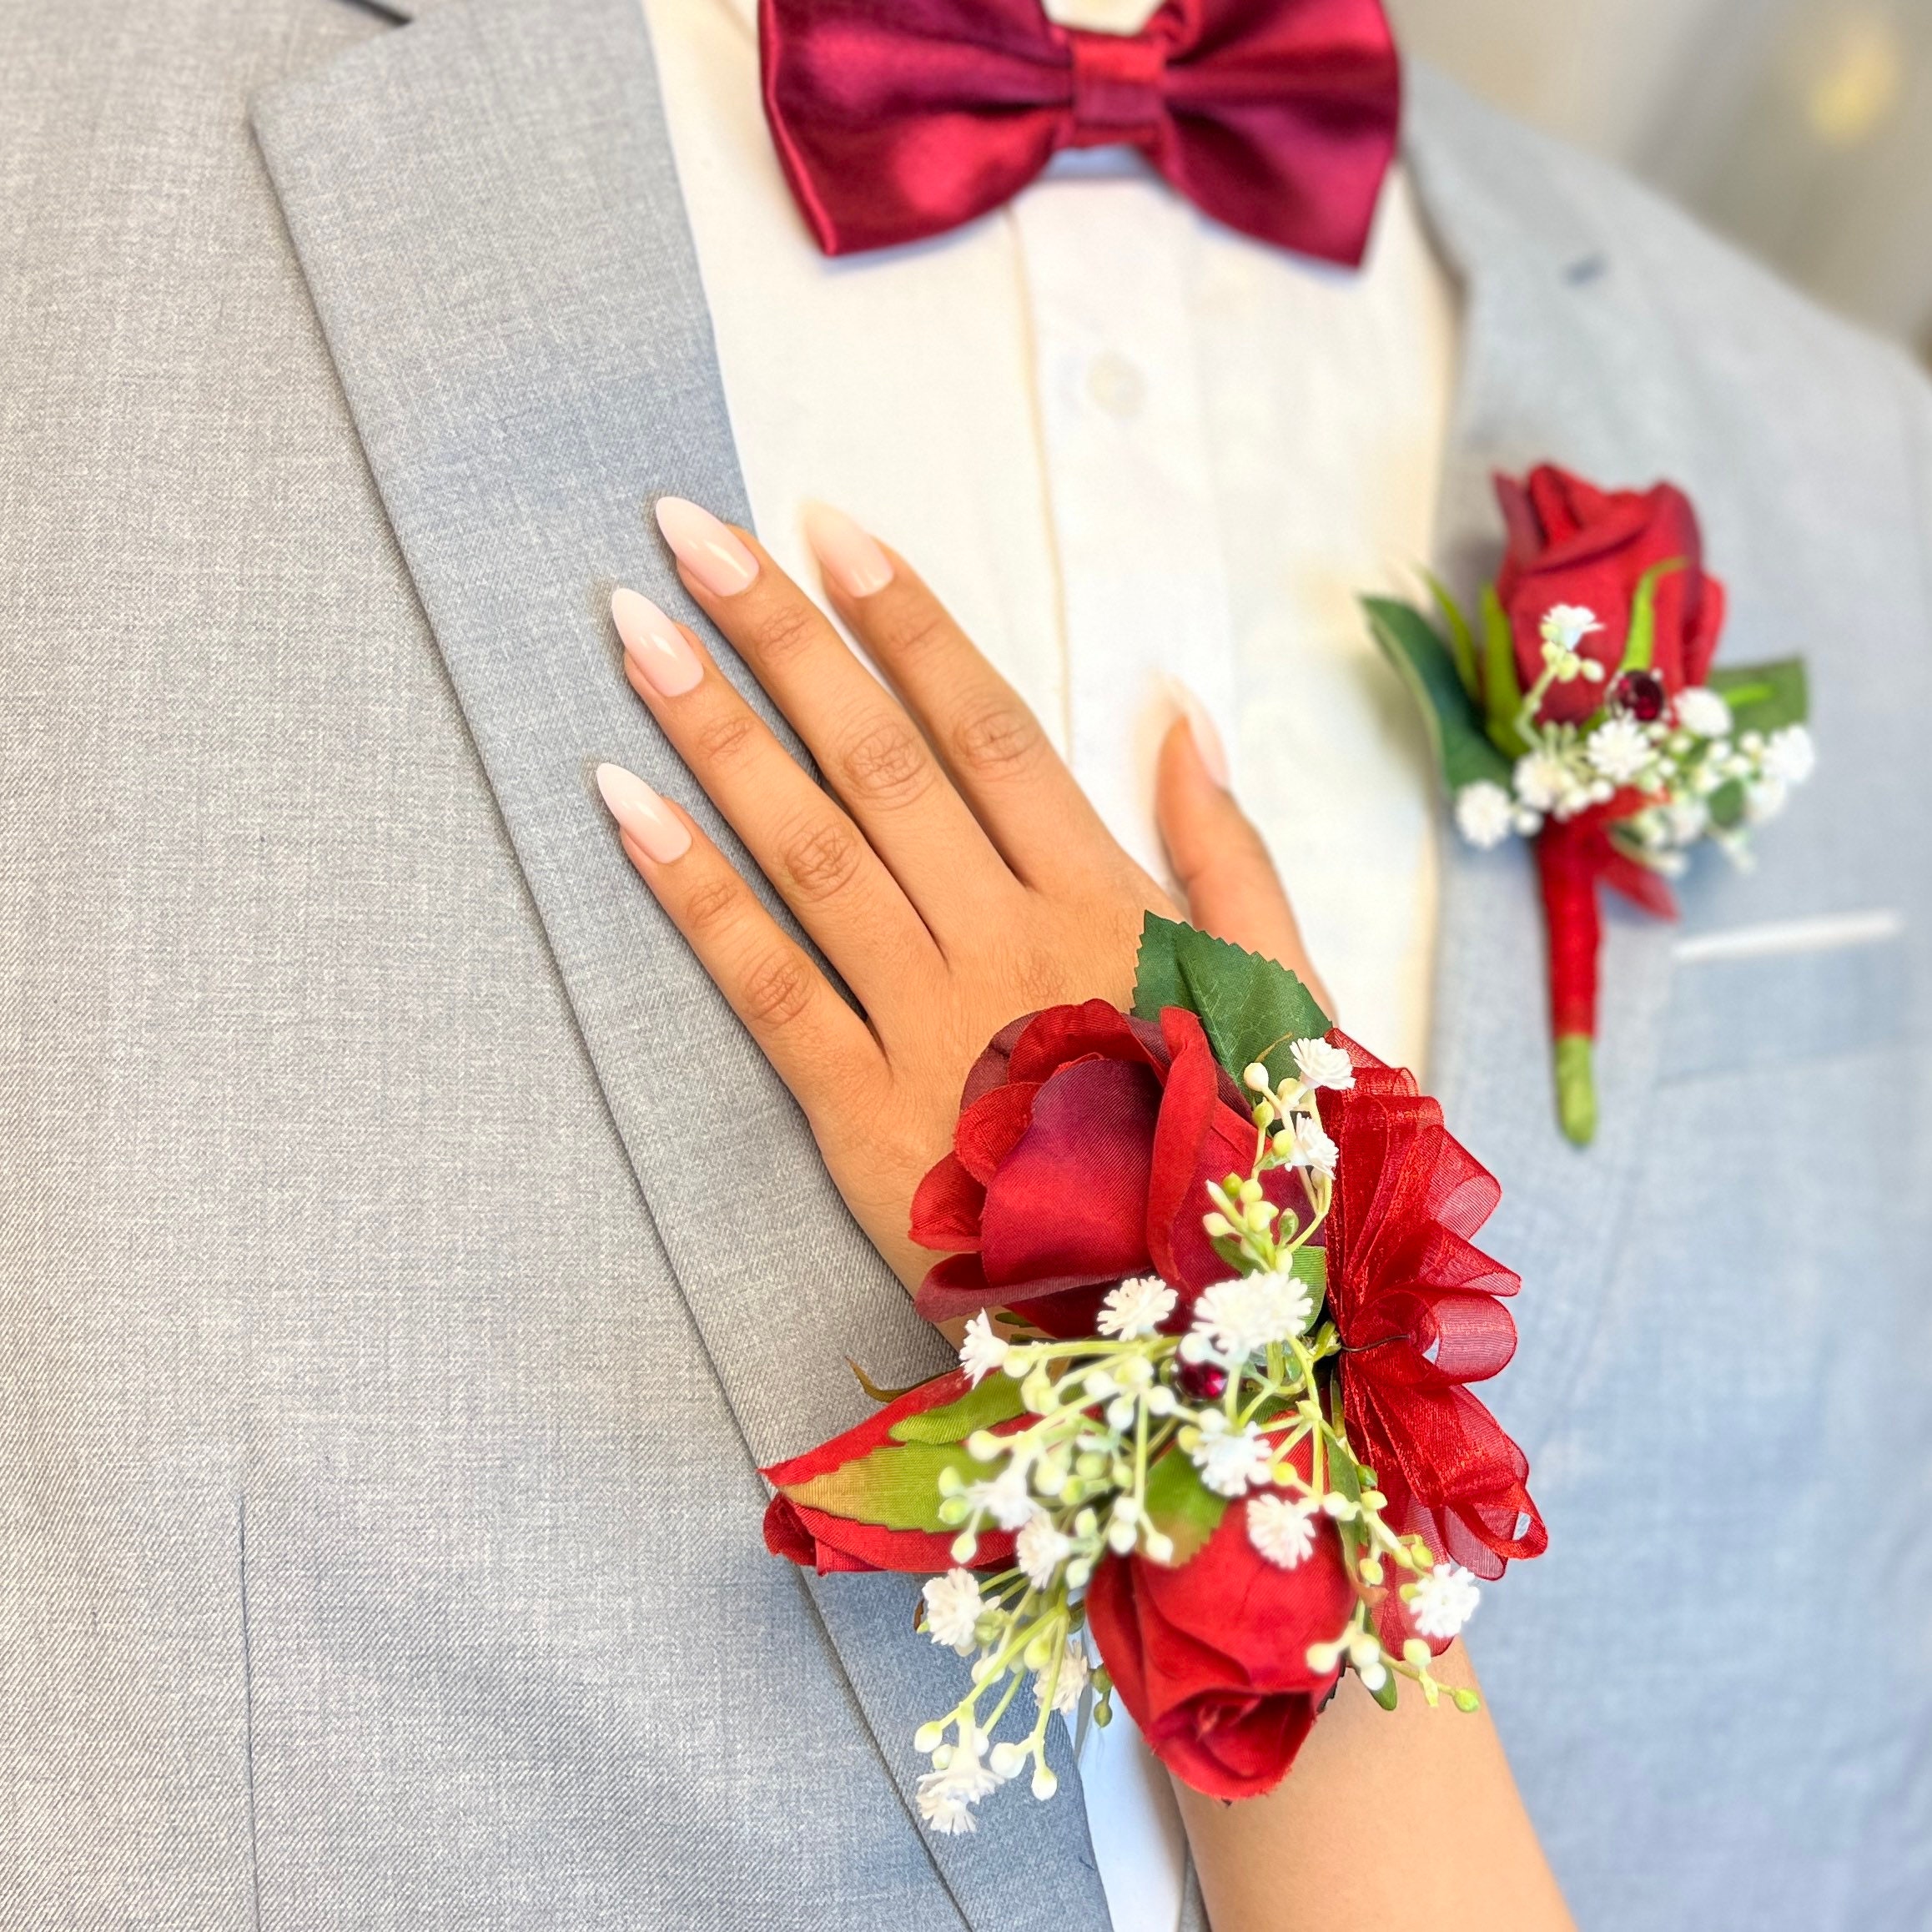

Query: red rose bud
<box><xmin>759</xmin><ymin>1369</ymin><xmax>1020</xmax><ymax>1577</ymax></box>
<box><xmin>1494</xmin><ymin>464</ymin><xmax>1726</xmax><ymax>725</ymax></box>
<box><xmin>909</xmin><ymin>1001</ymin><xmax>1311</xmax><ymax>1337</ymax></box>
<box><xmin>1085</xmin><ymin>1496</ymin><xmax>1354</xmax><ymax>1801</ymax></box>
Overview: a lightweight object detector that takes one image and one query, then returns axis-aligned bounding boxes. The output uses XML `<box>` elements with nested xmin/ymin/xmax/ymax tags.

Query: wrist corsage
<box><xmin>1366</xmin><ymin>463</ymin><xmax>1813</xmax><ymax>1143</ymax></box>
<box><xmin>763</xmin><ymin>916</ymin><xmax>1543</xmax><ymax>1830</ymax></box>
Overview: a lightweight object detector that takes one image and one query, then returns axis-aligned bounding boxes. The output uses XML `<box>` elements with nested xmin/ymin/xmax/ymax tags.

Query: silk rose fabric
<box><xmin>1087</xmin><ymin>1488</ymin><xmax>1352</xmax><ymax>1799</ymax></box>
<box><xmin>909</xmin><ymin>1000</ymin><xmax>1310</xmax><ymax>1338</ymax></box>
<box><xmin>762</xmin><ymin>1368</ymin><xmax>1023</xmax><ymax>1574</ymax></box>
<box><xmin>759</xmin><ymin>0</ymin><xmax>1401</xmax><ymax>259</ymax></box>
<box><xmin>1497</xmin><ymin>463</ymin><xmax>1728</xmax><ymax>726</ymax></box>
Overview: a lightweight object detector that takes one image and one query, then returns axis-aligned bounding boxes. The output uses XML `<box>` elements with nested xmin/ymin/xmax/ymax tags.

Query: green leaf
<box><xmin>1325</xmin><ymin>1433</ymin><xmax>1361</xmax><ymax>1507</ymax></box>
<box><xmin>1143</xmin><ymin>1448</ymin><xmax>1228</xmax><ymax>1566</ymax></box>
<box><xmin>1363</xmin><ymin>597</ymin><xmax>1514</xmax><ymax>797</ymax></box>
<box><xmin>1369</xmin><ymin>1670</ymin><xmax>1401</xmax><ymax>1712</ymax></box>
<box><xmin>888</xmin><ymin>1374</ymin><xmax>1025</xmax><ymax>1445</ymax></box>
<box><xmin>1708</xmin><ymin>657</ymin><xmax>1809</xmax><ymax>736</ymax></box>
<box><xmin>1615</xmin><ymin>558</ymin><xmax>1687</xmax><ymax>676</ymax></box>
<box><xmin>1290</xmin><ymin>1245</ymin><xmax>1326</xmax><ymax>1325</ymax></box>
<box><xmin>1478</xmin><ymin>586</ymin><xmax>1529</xmax><ymax>757</ymax></box>
<box><xmin>784</xmin><ymin>1441</ymin><xmax>982</xmax><ymax>1532</ymax></box>
<box><xmin>1132</xmin><ymin>914</ymin><xmax>1332</xmax><ymax>1089</ymax></box>
<box><xmin>1706</xmin><ymin>777</ymin><xmax>1747</xmax><ymax>829</ymax></box>
<box><xmin>1421</xmin><ymin>571</ymin><xmax>1480</xmax><ymax>702</ymax></box>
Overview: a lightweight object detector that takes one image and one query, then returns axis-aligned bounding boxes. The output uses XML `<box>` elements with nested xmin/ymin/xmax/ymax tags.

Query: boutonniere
<box><xmin>763</xmin><ymin>918</ymin><xmax>1543</xmax><ymax>1831</ymax></box>
<box><xmin>1366</xmin><ymin>463</ymin><xmax>1814</xmax><ymax>1145</ymax></box>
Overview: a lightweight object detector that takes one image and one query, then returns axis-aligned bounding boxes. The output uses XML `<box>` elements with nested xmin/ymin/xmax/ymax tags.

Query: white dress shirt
<box><xmin>637</xmin><ymin>0</ymin><xmax>1460</xmax><ymax>1920</ymax></box>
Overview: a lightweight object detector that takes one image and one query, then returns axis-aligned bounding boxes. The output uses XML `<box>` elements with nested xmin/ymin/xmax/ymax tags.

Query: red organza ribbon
<box><xmin>1322</xmin><ymin>1039</ymin><xmax>1545</xmax><ymax>1580</ymax></box>
<box><xmin>759</xmin><ymin>0</ymin><xmax>1401</xmax><ymax>258</ymax></box>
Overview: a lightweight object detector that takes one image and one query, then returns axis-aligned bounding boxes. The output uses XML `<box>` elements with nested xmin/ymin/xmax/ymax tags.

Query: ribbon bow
<box><xmin>759</xmin><ymin>0</ymin><xmax>1401</xmax><ymax>259</ymax></box>
<box><xmin>1321</xmin><ymin>1039</ymin><xmax>1547</xmax><ymax>1588</ymax></box>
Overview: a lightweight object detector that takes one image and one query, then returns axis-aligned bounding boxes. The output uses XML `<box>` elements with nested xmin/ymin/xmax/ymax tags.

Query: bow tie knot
<box><xmin>1067</xmin><ymin>30</ymin><xmax>1169</xmax><ymax>148</ymax></box>
<box><xmin>760</xmin><ymin>0</ymin><xmax>1401</xmax><ymax>261</ymax></box>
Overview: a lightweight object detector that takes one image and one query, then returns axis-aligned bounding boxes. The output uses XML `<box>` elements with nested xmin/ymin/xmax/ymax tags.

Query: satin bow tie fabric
<box><xmin>758</xmin><ymin>0</ymin><xmax>1401</xmax><ymax>259</ymax></box>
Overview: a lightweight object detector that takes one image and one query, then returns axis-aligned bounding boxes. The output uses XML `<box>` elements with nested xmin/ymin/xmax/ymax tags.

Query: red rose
<box><xmin>1320</xmin><ymin>1039</ymin><xmax>1546</xmax><ymax>1607</ymax></box>
<box><xmin>1086</xmin><ymin>1494</ymin><xmax>1353</xmax><ymax>1800</ymax></box>
<box><xmin>760</xmin><ymin>1369</ymin><xmax>1019</xmax><ymax>1576</ymax></box>
<box><xmin>909</xmin><ymin>1001</ymin><xmax>1309</xmax><ymax>1338</ymax></box>
<box><xmin>1495</xmin><ymin>463</ymin><xmax>1726</xmax><ymax>723</ymax></box>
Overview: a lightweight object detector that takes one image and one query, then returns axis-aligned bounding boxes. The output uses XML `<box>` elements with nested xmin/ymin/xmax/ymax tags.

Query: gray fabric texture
<box><xmin>250</xmin><ymin>1</ymin><xmax>1107</xmax><ymax>1925</ymax></box>
<box><xmin>1</xmin><ymin>0</ymin><xmax>1927</xmax><ymax>1928</ymax></box>
<box><xmin>0</xmin><ymin>0</ymin><xmax>1014</xmax><ymax>1926</ymax></box>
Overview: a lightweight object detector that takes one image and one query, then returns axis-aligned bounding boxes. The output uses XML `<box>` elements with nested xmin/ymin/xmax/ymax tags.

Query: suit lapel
<box><xmin>1403</xmin><ymin>67</ymin><xmax>1680</xmax><ymax>1458</ymax></box>
<box><xmin>251</xmin><ymin>3</ymin><xmax>1105</xmax><ymax>1924</ymax></box>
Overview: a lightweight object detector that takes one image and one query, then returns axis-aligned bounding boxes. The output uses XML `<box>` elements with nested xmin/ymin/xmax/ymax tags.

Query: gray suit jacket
<box><xmin>1</xmin><ymin>0</ymin><xmax>1927</xmax><ymax>1924</ymax></box>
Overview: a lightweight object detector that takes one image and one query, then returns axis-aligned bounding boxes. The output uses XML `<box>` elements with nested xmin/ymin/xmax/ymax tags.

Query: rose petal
<box><xmin>1088</xmin><ymin>1497</ymin><xmax>1352</xmax><ymax>1801</ymax></box>
<box><xmin>1007</xmin><ymin>999</ymin><xmax>1160</xmax><ymax>1084</ymax></box>
<box><xmin>979</xmin><ymin>1056</ymin><xmax>1160</xmax><ymax>1290</ymax></box>
<box><xmin>960</xmin><ymin>1012</ymin><xmax>1033</xmax><ymax>1109</ymax></box>
<box><xmin>1145</xmin><ymin>1008</ymin><xmax>1221</xmax><ymax>1286</ymax></box>
<box><xmin>1685</xmin><ymin>571</ymin><xmax>1727</xmax><ymax>688</ymax></box>
<box><xmin>913</xmin><ymin>1250</ymin><xmax>998</xmax><ymax>1325</ymax></box>
<box><xmin>761</xmin><ymin>1368</ymin><xmax>979</xmax><ymax>1489</ymax></box>
<box><xmin>910</xmin><ymin>1151</ymin><xmax>986</xmax><ymax>1250</ymax></box>
<box><xmin>953</xmin><ymin>1080</ymin><xmax>1039</xmax><ymax>1185</ymax></box>
<box><xmin>763</xmin><ymin>1495</ymin><xmax>1014</xmax><ymax>1577</ymax></box>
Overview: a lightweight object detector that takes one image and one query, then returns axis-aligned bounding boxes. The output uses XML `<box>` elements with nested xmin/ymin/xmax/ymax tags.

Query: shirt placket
<box><xmin>1008</xmin><ymin>178</ymin><xmax>1240</xmax><ymax>886</ymax></box>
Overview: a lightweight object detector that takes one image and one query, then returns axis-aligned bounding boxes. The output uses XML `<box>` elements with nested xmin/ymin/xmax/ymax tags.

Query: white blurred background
<box><xmin>1389</xmin><ymin>0</ymin><xmax>1932</xmax><ymax>355</ymax></box>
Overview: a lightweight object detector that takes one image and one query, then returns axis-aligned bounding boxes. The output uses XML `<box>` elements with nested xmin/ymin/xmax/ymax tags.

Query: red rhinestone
<box><xmin>1175</xmin><ymin>1359</ymin><xmax>1229</xmax><ymax>1401</ymax></box>
<box><xmin>1611</xmin><ymin>670</ymin><xmax>1667</xmax><ymax>722</ymax></box>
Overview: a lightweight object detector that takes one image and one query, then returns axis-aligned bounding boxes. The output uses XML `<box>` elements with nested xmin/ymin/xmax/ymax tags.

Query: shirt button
<box><xmin>1086</xmin><ymin>349</ymin><xmax>1147</xmax><ymax>420</ymax></box>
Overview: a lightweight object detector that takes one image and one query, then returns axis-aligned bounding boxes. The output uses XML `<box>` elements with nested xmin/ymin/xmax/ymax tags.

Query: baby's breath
<box><xmin>1447</xmin><ymin>604</ymin><xmax>1814</xmax><ymax>868</ymax></box>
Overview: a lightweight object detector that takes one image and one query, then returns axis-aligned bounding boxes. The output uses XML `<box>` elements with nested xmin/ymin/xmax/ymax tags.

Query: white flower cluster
<box><xmin>914</xmin><ymin>1718</ymin><xmax>1002</xmax><ymax>1834</ymax></box>
<box><xmin>1187</xmin><ymin>1277</ymin><xmax>1313</xmax><ymax>1374</ymax></box>
<box><xmin>1451</xmin><ymin>604</ymin><xmax>1814</xmax><ymax>875</ymax></box>
<box><xmin>1538</xmin><ymin>604</ymin><xmax>1607</xmax><ymax>682</ymax></box>
<box><xmin>1408</xmin><ymin>1561</ymin><xmax>1482</xmax><ymax>1641</ymax></box>
<box><xmin>1245</xmin><ymin>1491</ymin><xmax>1321</xmax><ymax>1567</ymax></box>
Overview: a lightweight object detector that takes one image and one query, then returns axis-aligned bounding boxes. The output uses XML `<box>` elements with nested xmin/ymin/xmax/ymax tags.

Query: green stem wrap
<box><xmin>1555</xmin><ymin>1033</ymin><xmax>1597</xmax><ymax>1146</ymax></box>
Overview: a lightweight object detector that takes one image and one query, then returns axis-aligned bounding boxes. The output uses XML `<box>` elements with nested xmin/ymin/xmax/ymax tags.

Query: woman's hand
<box><xmin>597</xmin><ymin>496</ymin><xmax>1573</xmax><ymax>1932</ymax></box>
<box><xmin>595</xmin><ymin>496</ymin><xmax>1322</xmax><ymax>1293</ymax></box>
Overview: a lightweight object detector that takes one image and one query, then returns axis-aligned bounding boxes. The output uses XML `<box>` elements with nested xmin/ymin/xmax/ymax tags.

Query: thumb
<box><xmin>1155</xmin><ymin>704</ymin><xmax>1334</xmax><ymax>1020</ymax></box>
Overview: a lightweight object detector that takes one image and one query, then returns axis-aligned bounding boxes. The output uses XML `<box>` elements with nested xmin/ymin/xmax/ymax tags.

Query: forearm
<box><xmin>1175</xmin><ymin>1645</ymin><xmax>1573</xmax><ymax>1932</ymax></box>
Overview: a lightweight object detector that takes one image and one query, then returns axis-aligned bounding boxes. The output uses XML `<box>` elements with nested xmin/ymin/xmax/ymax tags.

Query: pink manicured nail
<box><xmin>654</xmin><ymin>497</ymin><xmax>759</xmax><ymax>596</ymax></box>
<box><xmin>802</xmin><ymin>501</ymin><xmax>894</xmax><ymax>599</ymax></box>
<box><xmin>596</xmin><ymin>762</ymin><xmax>692</xmax><ymax>863</ymax></box>
<box><xmin>1171</xmin><ymin>682</ymin><xmax>1230</xmax><ymax>788</ymax></box>
<box><xmin>611</xmin><ymin>586</ymin><xmax>702</xmax><ymax>697</ymax></box>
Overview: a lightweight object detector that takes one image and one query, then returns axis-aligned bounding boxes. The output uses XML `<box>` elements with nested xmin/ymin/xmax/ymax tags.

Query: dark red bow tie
<box><xmin>757</xmin><ymin>0</ymin><xmax>1401</xmax><ymax>260</ymax></box>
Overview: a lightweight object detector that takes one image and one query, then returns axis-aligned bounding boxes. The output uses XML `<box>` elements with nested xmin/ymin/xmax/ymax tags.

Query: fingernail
<box><xmin>596</xmin><ymin>762</ymin><xmax>692</xmax><ymax>863</ymax></box>
<box><xmin>1171</xmin><ymin>682</ymin><xmax>1230</xmax><ymax>788</ymax></box>
<box><xmin>611</xmin><ymin>586</ymin><xmax>702</xmax><ymax>697</ymax></box>
<box><xmin>802</xmin><ymin>501</ymin><xmax>894</xmax><ymax>599</ymax></box>
<box><xmin>654</xmin><ymin>497</ymin><xmax>759</xmax><ymax>596</ymax></box>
